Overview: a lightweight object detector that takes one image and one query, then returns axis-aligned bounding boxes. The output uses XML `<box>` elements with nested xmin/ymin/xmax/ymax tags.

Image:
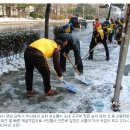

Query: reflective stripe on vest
<box><xmin>29</xmin><ymin>38</ymin><xmax>57</xmax><ymax>58</ymax></box>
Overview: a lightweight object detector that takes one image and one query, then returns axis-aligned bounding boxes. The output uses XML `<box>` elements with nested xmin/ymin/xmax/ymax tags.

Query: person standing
<box><xmin>102</xmin><ymin>18</ymin><xmax>110</xmax><ymax>29</ymax></box>
<box><xmin>108</xmin><ymin>19</ymin><xmax>115</xmax><ymax>43</ymax></box>
<box><xmin>93</xmin><ymin>18</ymin><xmax>102</xmax><ymax>30</ymax></box>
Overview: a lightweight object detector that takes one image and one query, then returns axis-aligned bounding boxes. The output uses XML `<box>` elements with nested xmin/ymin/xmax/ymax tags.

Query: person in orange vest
<box><xmin>93</xmin><ymin>18</ymin><xmax>102</xmax><ymax>30</ymax></box>
<box><xmin>24</xmin><ymin>38</ymin><xmax>67</xmax><ymax>98</ymax></box>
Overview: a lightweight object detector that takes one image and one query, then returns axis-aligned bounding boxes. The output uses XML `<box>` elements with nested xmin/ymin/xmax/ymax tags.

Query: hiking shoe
<box><xmin>106</xmin><ymin>57</ymin><xmax>110</xmax><ymax>61</ymax></box>
<box><xmin>26</xmin><ymin>89</ymin><xmax>36</xmax><ymax>97</ymax></box>
<box><xmin>44</xmin><ymin>89</ymin><xmax>59</xmax><ymax>96</ymax></box>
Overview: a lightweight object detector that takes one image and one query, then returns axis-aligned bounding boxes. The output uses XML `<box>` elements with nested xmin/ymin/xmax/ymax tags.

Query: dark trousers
<box><xmin>108</xmin><ymin>32</ymin><xmax>114</xmax><ymax>43</ymax></box>
<box><xmin>24</xmin><ymin>47</ymin><xmax>51</xmax><ymax>93</ymax></box>
<box><xmin>89</xmin><ymin>38</ymin><xmax>109</xmax><ymax>58</ymax></box>
<box><xmin>115</xmin><ymin>32</ymin><xmax>122</xmax><ymax>45</ymax></box>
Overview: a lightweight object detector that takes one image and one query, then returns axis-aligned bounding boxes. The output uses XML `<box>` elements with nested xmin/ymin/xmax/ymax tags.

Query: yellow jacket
<box><xmin>29</xmin><ymin>38</ymin><xmax>57</xmax><ymax>58</ymax></box>
<box><xmin>97</xmin><ymin>29</ymin><xmax>104</xmax><ymax>40</ymax></box>
<box><xmin>107</xmin><ymin>28</ymin><xmax>112</xmax><ymax>34</ymax></box>
<box><xmin>110</xmin><ymin>23</ymin><xmax>115</xmax><ymax>30</ymax></box>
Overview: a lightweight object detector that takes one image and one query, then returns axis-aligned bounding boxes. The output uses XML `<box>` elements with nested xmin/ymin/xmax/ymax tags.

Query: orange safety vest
<box><xmin>29</xmin><ymin>38</ymin><xmax>57</xmax><ymax>58</ymax></box>
<box><xmin>94</xmin><ymin>22</ymin><xmax>102</xmax><ymax>30</ymax></box>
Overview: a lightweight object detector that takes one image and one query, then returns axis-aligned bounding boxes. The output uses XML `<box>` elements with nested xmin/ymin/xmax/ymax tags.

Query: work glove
<box><xmin>58</xmin><ymin>76</ymin><xmax>64</xmax><ymax>82</ymax></box>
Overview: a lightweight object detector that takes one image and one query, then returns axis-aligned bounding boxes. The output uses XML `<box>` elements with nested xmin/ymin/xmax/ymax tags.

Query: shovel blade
<box><xmin>75</xmin><ymin>74</ymin><xmax>92</xmax><ymax>86</ymax></box>
<box><xmin>63</xmin><ymin>81</ymin><xmax>79</xmax><ymax>93</ymax></box>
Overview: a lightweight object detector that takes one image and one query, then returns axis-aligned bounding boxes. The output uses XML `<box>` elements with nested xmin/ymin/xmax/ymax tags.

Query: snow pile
<box><xmin>0</xmin><ymin>54</ymin><xmax>25</xmax><ymax>76</ymax></box>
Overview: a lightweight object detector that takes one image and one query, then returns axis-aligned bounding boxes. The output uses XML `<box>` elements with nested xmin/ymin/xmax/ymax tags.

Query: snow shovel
<box><xmin>83</xmin><ymin>43</ymin><xmax>99</xmax><ymax>60</ymax></box>
<box><xmin>63</xmin><ymin>53</ymin><xmax>92</xmax><ymax>86</ymax></box>
<box><xmin>75</xmin><ymin>73</ymin><xmax>92</xmax><ymax>86</ymax></box>
<box><xmin>47</xmin><ymin>63</ymin><xmax>79</xmax><ymax>94</ymax></box>
<box><xmin>62</xmin><ymin>80</ymin><xmax>79</xmax><ymax>93</ymax></box>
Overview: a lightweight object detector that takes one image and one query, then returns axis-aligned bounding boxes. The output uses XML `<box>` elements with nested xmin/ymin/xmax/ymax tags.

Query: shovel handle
<box><xmin>63</xmin><ymin>53</ymin><xmax>81</xmax><ymax>75</ymax></box>
<box><xmin>47</xmin><ymin>63</ymin><xmax>66</xmax><ymax>83</ymax></box>
<box><xmin>84</xmin><ymin>43</ymin><xmax>99</xmax><ymax>60</ymax></box>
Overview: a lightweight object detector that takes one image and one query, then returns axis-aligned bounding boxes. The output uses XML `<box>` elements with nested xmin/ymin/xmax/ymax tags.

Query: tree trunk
<box><xmin>108</xmin><ymin>4</ymin><xmax>112</xmax><ymax>19</ymax></box>
<box><xmin>6</xmin><ymin>6</ymin><xmax>11</xmax><ymax>17</ymax></box>
<box><xmin>2</xmin><ymin>4</ymin><xmax>5</xmax><ymax>16</ymax></box>
<box><xmin>44</xmin><ymin>4</ymin><xmax>51</xmax><ymax>38</ymax></box>
<box><xmin>112</xmin><ymin>4</ymin><xmax>130</xmax><ymax>111</ymax></box>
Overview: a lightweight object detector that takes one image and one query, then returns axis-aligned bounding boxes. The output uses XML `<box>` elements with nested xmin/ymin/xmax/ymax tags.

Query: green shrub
<box><xmin>0</xmin><ymin>30</ymin><xmax>40</xmax><ymax>58</ymax></box>
<box><xmin>30</xmin><ymin>11</ymin><xmax>38</xmax><ymax>19</ymax></box>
